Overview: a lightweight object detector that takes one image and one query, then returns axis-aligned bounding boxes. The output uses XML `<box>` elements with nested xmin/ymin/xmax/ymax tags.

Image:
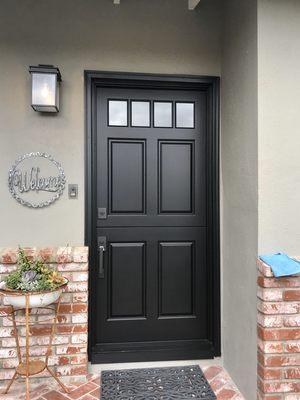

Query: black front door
<box><xmin>87</xmin><ymin>73</ymin><xmax>220</xmax><ymax>363</ymax></box>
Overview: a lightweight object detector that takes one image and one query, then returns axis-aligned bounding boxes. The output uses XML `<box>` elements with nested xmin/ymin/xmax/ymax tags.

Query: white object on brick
<box><xmin>4</xmin><ymin>288</ymin><xmax>63</xmax><ymax>308</ymax></box>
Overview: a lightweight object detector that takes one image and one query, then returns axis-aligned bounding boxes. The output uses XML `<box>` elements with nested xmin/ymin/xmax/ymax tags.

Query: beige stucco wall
<box><xmin>258</xmin><ymin>0</ymin><xmax>300</xmax><ymax>254</ymax></box>
<box><xmin>0</xmin><ymin>0</ymin><xmax>221</xmax><ymax>246</ymax></box>
<box><xmin>221</xmin><ymin>1</ymin><xmax>258</xmax><ymax>399</ymax></box>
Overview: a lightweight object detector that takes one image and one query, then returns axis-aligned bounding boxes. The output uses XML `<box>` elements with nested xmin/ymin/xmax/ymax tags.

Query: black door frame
<box><xmin>85</xmin><ymin>71</ymin><xmax>220</xmax><ymax>361</ymax></box>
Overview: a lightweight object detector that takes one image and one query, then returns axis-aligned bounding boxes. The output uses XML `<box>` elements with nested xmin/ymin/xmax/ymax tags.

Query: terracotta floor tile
<box><xmin>89</xmin><ymin>387</ymin><xmax>100</xmax><ymax>398</ymax></box>
<box><xmin>210</xmin><ymin>370</ymin><xmax>231</xmax><ymax>392</ymax></box>
<box><xmin>79</xmin><ymin>395</ymin><xmax>97</xmax><ymax>400</ymax></box>
<box><xmin>43</xmin><ymin>390</ymin><xmax>70</xmax><ymax>400</ymax></box>
<box><xmin>29</xmin><ymin>383</ymin><xmax>55</xmax><ymax>399</ymax></box>
<box><xmin>91</xmin><ymin>377</ymin><xmax>100</xmax><ymax>386</ymax></box>
<box><xmin>68</xmin><ymin>382</ymin><xmax>98</xmax><ymax>399</ymax></box>
<box><xmin>204</xmin><ymin>365</ymin><xmax>223</xmax><ymax>382</ymax></box>
<box><xmin>217</xmin><ymin>386</ymin><xmax>239</xmax><ymax>399</ymax></box>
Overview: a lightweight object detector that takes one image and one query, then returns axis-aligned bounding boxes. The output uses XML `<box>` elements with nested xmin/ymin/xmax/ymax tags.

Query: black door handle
<box><xmin>98</xmin><ymin>236</ymin><xmax>107</xmax><ymax>278</ymax></box>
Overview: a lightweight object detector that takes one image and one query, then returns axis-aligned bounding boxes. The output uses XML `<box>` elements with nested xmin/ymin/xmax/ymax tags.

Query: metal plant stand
<box><xmin>0</xmin><ymin>292</ymin><xmax>70</xmax><ymax>400</ymax></box>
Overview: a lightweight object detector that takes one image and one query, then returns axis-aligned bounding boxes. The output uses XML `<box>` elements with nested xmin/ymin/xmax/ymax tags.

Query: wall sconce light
<box><xmin>29</xmin><ymin>65</ymin><xmax>62</xmax><ymax>112</ymax></box>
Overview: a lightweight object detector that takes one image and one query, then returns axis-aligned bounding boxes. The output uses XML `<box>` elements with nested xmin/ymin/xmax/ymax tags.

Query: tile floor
<box><xmin>0</xmin><ymin>366</ymin><xmax>244</xmax><ymax>399</ymax></box>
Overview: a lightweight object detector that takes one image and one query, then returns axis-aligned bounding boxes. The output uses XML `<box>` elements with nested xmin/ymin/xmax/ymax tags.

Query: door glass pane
<box><xmin>131</xmin><ymin>101</ymin><xmax>150</xmax><ymax>127</ymax></box>
<box><xmin>176</xmin><ymin>102</ymin><xmax>194</xmax><ymax>128</ymax></box>
<box><xmin>154</xmin><ymin>102</ymin><xmax>172</xmax><ymax>128</ymax></box>
<box><xmin>108</xmin><ymin>100</ymin><xmax>128</xmax><ymax>126</ymax></box>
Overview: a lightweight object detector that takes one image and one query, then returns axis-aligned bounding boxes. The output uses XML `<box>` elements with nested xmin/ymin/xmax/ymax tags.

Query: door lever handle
<box><xmin>98</xmin><ymin>236</ymin><xmax>107</xmax><ymax>278</ymax></box>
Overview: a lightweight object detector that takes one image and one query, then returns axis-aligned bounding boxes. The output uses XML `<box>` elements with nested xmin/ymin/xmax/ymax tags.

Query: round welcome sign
<box><xmin>8</xmin><ymin>152</ymin><xmax>66</xmax><ymax>208</ymax></box>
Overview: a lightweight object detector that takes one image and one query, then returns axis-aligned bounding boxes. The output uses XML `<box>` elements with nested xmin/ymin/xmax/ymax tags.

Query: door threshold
<box><xmin>88</xmin><ymin>357</ymin><xmax>222</xmax><ymax>373</ymax></box>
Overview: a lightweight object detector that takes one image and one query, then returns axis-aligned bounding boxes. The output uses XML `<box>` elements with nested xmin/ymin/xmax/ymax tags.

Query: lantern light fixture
<box><xmin>29</xmin><ymin>64</ymin><xmax>62</xmax><ymax>113</ymax></box>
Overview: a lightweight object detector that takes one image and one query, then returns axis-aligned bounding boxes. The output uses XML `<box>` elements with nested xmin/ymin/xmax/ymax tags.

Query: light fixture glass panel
<box><xmin>176</xmin><ymin>103</ymin><xmax>194</xmax><ymax>128</ymax></box>
<box><xmin>154</xmin><ymin>102</ymin><xmax>172</xmax><ymax>127</ymax></box>
<box><xmin>131</xmin><ymin>101</ymin><xmax>150</xmax><ymax>127</ymax></box>
<box><xmin>32</xmin><ymin>73</ymin><xmax>56</xmax><ymax>106</ymax></box>
<box><xmin>108</xmin><ymin>100</ymin><xmax>128</xmax><ymax>126</ymax></box>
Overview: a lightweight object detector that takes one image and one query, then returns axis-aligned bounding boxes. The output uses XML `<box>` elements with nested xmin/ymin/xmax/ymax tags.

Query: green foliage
<box><xmin>5</xmin><ymin>247</ymin><xmax>66</xmax><ymax>292</ymax></box>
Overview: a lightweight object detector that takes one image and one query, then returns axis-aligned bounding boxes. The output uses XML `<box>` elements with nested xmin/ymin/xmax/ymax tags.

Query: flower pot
<box><xmin>0</xmin><ymin>280</ymin><xmax>68</xmax><ymax>309</ymax></box>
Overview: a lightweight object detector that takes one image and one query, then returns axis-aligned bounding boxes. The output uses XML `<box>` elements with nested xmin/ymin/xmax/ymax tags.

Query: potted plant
<box><xmin>0</xmin><ymin>248</ymin><xmax>68</xmax><ymax>308</ymax></box>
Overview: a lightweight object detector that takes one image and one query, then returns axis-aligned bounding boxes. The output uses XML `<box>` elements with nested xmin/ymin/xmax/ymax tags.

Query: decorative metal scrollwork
<box><xmin>101</xmin><ymin>365</ymin><xmax>216</xmax><ymax>400</ymax></box>
<box><xmin>8</xmin><ymin>152</ymin><xmax>66</xmax><ymax>208</ymax></box>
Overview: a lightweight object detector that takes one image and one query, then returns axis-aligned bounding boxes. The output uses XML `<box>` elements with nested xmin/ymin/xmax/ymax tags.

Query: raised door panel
<box><xmin>108</xmin><ymin>139</ymin><xmax>146</xmax><ymax>214</ymax></box>
<box><xmin>108</xmin><ymin>242</ymin><xmax>146</xmax><ymax>319</ymax></box>
<box><xmin>159</xmin><ymin>242</ymin><xmax>195</xmax><ymax>317</ymax></box>
<box><xmin>159</xmin><ymin>141</ymin><xmax>194</xmax><ymax>214</ymax></box>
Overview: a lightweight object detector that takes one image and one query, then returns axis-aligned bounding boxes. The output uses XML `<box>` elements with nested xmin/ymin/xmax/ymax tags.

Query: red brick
<box><xmin>59</xmin><ymin>304</ymin><xmax>72</xmax><ymax>313</ymax></box>
<box><xmin>38</xmin><ymin>247</ymin><xmax>55</xmax><ymax>261</ymax></box>
<box><xmin>70</xmin><ymin>355</ymin><xmax>88</xmax><ymax>365</ymax></box>
<box><xmin>65</xmin><ymin>282</ymin><xmax>88</xmax><ymax>293</ymax></box>
<box><xmin>72</xmin><ymin>304</ymin><xmax>88</xmax><ymax>313</ymax></box>
<box><xmin>285</xmin><ymin>343</ymin><xmax>300</xmax><ymax>353</ymax></box>
<box><xmin>257</xmin><ymin>260</ymin><xmax>273</xmax><ymax>277</ymax></box>
<box><xmin>258</xmin><ymin>339</ymin><xmax>283</xmax><ymax>354</ymax></box>
<box><xmin>284</xmin><ymin>290</ymin><xmax>300</xmax><ymax>301</ymax></box>
<box><xmin>57</xmin><ymin>325</ymin><xmax>73</xmax><ymax>334</ymax></box>
<box><xmin>0</xmin><ymin>248</ymin><xmax>18</xmax><ymax>264</ymax></box>
<box><xmin>258</xmin><ymin>288</ymin><xmax>283</xmax><ymax>301</ymax></box>
<box><xmin>56</xmin><ymin>346</ymin><xmax>86</xmax><ymax>355</ymax></box>
<box><xmin>74</xmin><ymin>324</ymin><xmax>88</xmax><ymax>333</ymax></box>
<box><xmin>89</xmin><ymin>387</ymin><xmax>100</xmax><ymax>398</ymax></box>
<box><xmin>209</xmin><ymin>371</ymin><xmax>230</xmax><ymax>392</ymax></box>
<box><xmin>258</xmin><ymin>313</ymin><xmax>283</xmax><ymax>328</ymax></box>
<box><xmin>56</xmin><ymin>365</ymin><xmax>88</xmax><ymax>377</ymax></box>
<box><xmin>283</xmin><ymin>367</ymin><xmax>300</xmax><ymax>379</ymax></box>
<box><xmin>57</xmin><ymin>315</ymin><xmax>69</xmax><ymax>324</ymax></box>
<box><xmin>0</xmin><ymin>306</ymin><xmax>13</xmax><ymax>315</ymax></box>
<box><xmin>283</xmin><ymin>315</ymin><xmax>300</xmax><ymax>327</ymax></box>
<box><xmin>30</xmin><ymin>326</ymin><xmax>52</xmax><ymax>336</ymax></box>
<box><xmin>258</xmin><ymin>365</ymin><xmax>281</xmax><ymax>380</ymax></box>
<box><xmin>203</xmin><ymin>365</ymin><xmax>222</xmax><ymax>381</ymax></box>
<box><xmin>58</xmin><ymin>356</ymin><xmax>70</xmax><ymax>366</ymax></box>
<box><xmin>258</xmin><ymin>275</ymin><xmax>300</xmax><ymax>289</ymax></box>
<box><xmin>257</xmin><ymin>300</ymin><xmax>299</xmax><ymax>315</ymax></box>
<box><xmin>217</xmin><ymin>386</ymin><xmax>238</xmax><ymax>399</ymax></box>
<box><xmin>43</xmin><ymin>390</ymin><xmax>70</xmax><ymax>400</ymax></box>
<box><xmin>68</xmin><ymin>382</ymin><xmax>98</xmax><ymax>399</ymax></box>
<box><xmin>258</xmin><ymin>350</ymin><xmax>265</xmax><ymax>365</ymax></box>
<box><xmin>262</xmin><ymin>381</ymin><xmax>300</xmax><ymax>394</ymax></box>
<box><xmin>258</xmin><ymin>395</ymin><xmax>283</xmax><ymax>400</ymax></box>
<box><xmin>258</xmin><ymin>326</ymin><xmax>300</xmax><ymax>341</ymax></box>
<box><xmin>262</xmin><ymin>355</ymin><xmax>300</xmax><ymax>367</ymax></box>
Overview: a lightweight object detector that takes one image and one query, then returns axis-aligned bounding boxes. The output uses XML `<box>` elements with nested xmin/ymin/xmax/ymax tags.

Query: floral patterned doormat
<box><xmin>101</xmin><ymin>365</ymin><xmax>216</xmax><ymax>399</ymax></box>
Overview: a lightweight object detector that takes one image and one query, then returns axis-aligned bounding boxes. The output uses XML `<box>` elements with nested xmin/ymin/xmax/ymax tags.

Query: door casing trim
<box><xmin>85</xmin><ymin>71</ymin><xmax>220</xmax><ymax>361</ymax></box>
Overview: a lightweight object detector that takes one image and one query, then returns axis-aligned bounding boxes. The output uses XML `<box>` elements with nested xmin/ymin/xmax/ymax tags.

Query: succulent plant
<box><xmin>5</xmin><ymin>248</ymin><xmax>66</xmax><ymax>292</ymax></box>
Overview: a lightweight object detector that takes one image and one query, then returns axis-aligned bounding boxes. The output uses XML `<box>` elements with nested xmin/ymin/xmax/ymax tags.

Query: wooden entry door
<box><xmin>86</xmin><ymin>73</ymin><xmax>220</xmax><ymax>363</ymax></box>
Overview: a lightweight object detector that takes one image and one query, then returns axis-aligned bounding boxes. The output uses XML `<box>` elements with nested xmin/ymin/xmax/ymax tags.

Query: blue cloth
<box><xmin>259</xmin><ymin>253</ymin><xmax>300</xmax><ymax>277</ymax></box>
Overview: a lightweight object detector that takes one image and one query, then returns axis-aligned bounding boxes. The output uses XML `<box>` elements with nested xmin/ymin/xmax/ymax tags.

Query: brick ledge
<box><xmin>0</xmin><ymin>246</ymin><xmax>88</xmax><ymax>264</ymax></box>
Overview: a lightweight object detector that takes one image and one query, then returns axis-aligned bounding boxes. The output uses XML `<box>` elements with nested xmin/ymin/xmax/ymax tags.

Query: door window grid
<box><xmin>153</xmin><ymin>101</ymin><xmax>173</xmax><ymax>128</ymax></box>
<box><xmin>130</xmin><ymin>100</ymin><xmax>151</xmax><ymax>128</ymax></box>
<box><xmin>108</xmin><ymin>99</ymin><xmax>129</xmax><ymax>127</ymax></box>
<box><xmin>108</xmin><ymin>99</ymin><xmax>196</xmax><ymax>129</ymax></box>
<box><xmin>175</xmin><ymin>102</ymin><xmax>195</xmax><ymax>129</ymax></box>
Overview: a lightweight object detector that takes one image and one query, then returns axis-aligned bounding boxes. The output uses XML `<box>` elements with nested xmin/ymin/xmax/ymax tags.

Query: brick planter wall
<box><xmin>0</xmin><ymin>246</ymin><xmax>88</xmax><ymax>385</ymax></box>
<box><xmin>257</xmin><ymin>258</ymin><xmax>300</xmax><ymax>400</ymax></box>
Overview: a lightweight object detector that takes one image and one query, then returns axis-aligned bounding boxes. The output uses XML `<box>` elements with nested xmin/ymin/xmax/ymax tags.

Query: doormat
<box><xmin>101</xmin><ymin>365</ymin><xmax>216</xmax><ymax>399</ymax></box>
